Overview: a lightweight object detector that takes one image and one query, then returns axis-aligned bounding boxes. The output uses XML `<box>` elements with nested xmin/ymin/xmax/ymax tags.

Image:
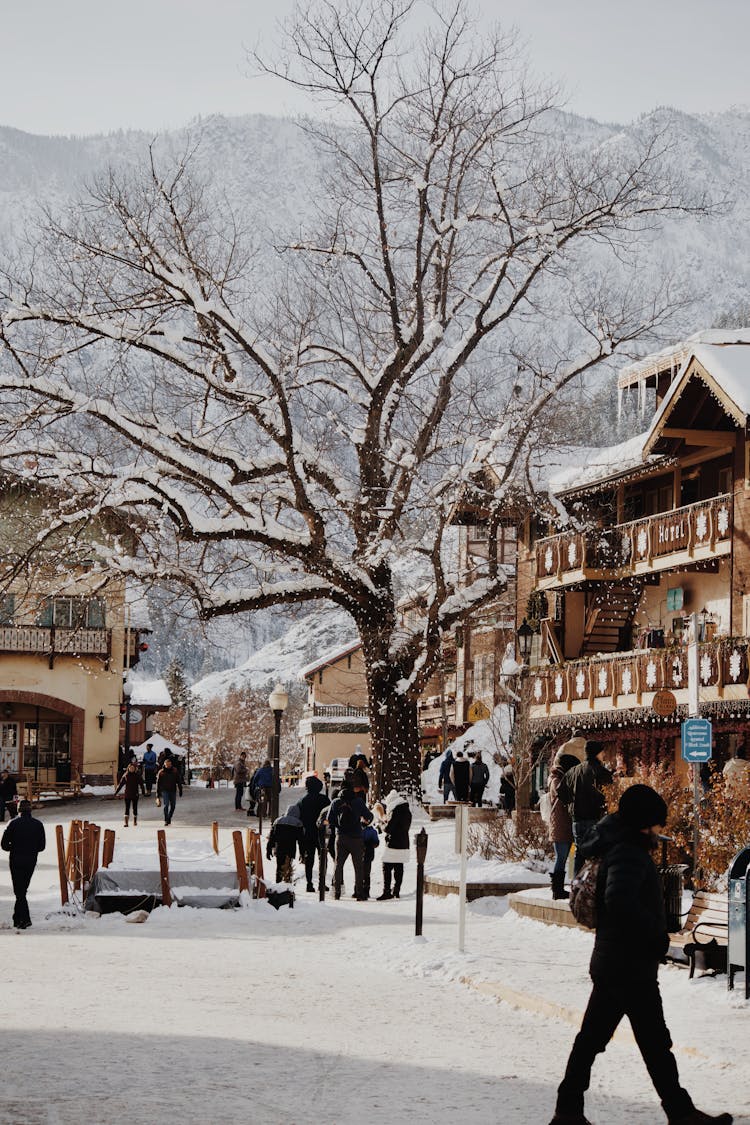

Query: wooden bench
<box><xmin>669</xmin><ymin>890</ymin><xmax>728</xmax><ymax>978</ymax></box>
<box><xmin>24</xmin><ymin>771</ymin><xmax>81</xmax><ymax>807</ymax></box>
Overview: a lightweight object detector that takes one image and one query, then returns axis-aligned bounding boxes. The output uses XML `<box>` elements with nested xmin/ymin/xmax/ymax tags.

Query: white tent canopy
<box><xmin>131</xmin><ymin>732</ymin><xmax>188</xmax><ymax>759</ymax></box>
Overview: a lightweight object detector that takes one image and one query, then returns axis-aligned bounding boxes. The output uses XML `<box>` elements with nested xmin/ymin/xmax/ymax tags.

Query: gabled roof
<box><xmin>299</xmin><ymin>639</ymin><xmax>362</xmax><ymax>681</ymax></box>
<box><xmin>643</xmin><ymin>343</ymin><xmax>750</xmax><ymax>456</ymax></box>
<box><xmin>130</xmin><ymin>678</ymin><xmax>172</xmax><ymax>709</ymax></box>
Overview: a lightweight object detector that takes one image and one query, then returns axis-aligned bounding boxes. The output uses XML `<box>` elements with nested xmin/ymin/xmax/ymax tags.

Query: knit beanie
<box><xmin>585</xmin><ymin>740</ymin><xmax>604</xmax><ymax>760</ymax></box>
<box><xmin>618</xmin><ymin>784</ymin><xmax>668</xmax><ymax>830</ymax></box>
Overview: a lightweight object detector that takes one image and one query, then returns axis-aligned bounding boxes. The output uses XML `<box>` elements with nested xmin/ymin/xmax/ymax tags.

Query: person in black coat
<box><xmin>469</xmin><ymin>752</ymin><xmax>490</xmax><ymax>807</ymax></box>
<box><xmin>298</xmin><ymin>776</ymin><xmax>330</xmax><ymax>891</ymax></box>
<box><xmin>550</xmin><ymin>785</ymin><xmax>732</xmax><ymax>1125</ymax></box>
<box><xmin>450</xmin><ymin>751</ymin><xmax>471</xmax><ymax>802</ymax></box>
<box><xmin>1</xmin><ymin>799</ymin><xmax>46</xmax><ymax>929</ymax></box>
<box><xmin>0</xmin><ymin>770</ymin><xmax>18</xmax><ymax>821</ymax></box>
<box><xmin>562</xmin><ymin>740</ymin><xmax>613</xmax><ymax>873</ymax></box>
<box><xmin>266</xmin><ymin>804</ymin><xmax>305</xmax><ymax>883</ymax></box>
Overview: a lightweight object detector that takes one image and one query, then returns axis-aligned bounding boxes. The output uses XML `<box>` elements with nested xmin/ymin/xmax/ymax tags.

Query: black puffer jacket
<box><xmin>563</xmin><ymin>757</ymin><xmax>612</xmax><ymax>820</ymax></box>
<box><xmin>579</xmin><ymin>813</ymin><xmax>668</xmax><ymax>981</ymax></box>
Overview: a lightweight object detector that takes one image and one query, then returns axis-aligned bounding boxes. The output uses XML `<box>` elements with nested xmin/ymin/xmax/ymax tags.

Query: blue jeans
<box><xmin>162</xmin><ymin>791</ymin><xmax>177</xmax><ymax>823</ymax></box>
<box><xmin>553</xmin><ymin>841</ymin><xmax>571</xmax><ymax>877</ymax></box>
<box><xmin>573</xmin><ymin>819</ymin><xmax>598</xmax><ymax>874</ymax></box>
<box><xmin>442</xmin><ymin>782</ymin><xmax>456</xmax><ymax>803</ymax></box>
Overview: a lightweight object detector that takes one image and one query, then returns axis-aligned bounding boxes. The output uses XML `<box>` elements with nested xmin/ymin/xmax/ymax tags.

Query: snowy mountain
<box><xmin>2</xmin><ymin>106</ymin><xmax>750</xmax><ymax>694</ymax></box>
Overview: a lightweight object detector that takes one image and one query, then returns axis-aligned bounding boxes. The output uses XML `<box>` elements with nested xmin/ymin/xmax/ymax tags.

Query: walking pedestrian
<box><xmin>233</xmin><ymin>751</ymin><xmax>249</xmax><ymax>810</ymax></box>
<box><xmin>450</xmin><ymin>750</ymin><xmax>471</xmax><ymax>803</ymax></box>
<box><xmin>115</xmin><ymin>761</ymin><xmax>146</xmax><ymax>826</ymax></box>
<box><xmin>438</xmin><ymin>749</ymin><xmax>455</xmax><ymax>803</ymax></box>
<box><xmin>142</xmin><ymin>743</ymin><xmax>158</xmax><ymax>795</ymax></box>
<box><xmin>469</xmin><ymin>751</ymin><xmax>490</xmax><ymax>807</ymax></box>
<box><xmin>1</xmin><ymin>799</ymin><xmax>46</xmax><ymax>929</ymax></box>
<box><xmin>266</xmin><ymin>804</ymin><xmax>305</xmax><ymax>883</ymax></box>
<box><xmin>329</xmin><ymin>777</ymin><xmax>373</xmax><ymax>901</ymax></box>
<box><xmin>248</xmin><ymin>759</ymin><xmax>274</xmax><ymax>817</ymax></box>
<box><xmin>0</xmin><ymin>770</ymin><xmax>18</xmax><ymax>821</ymax></box>
<box><xmin>156</xmin><ymin>757</ymin><xmax>183</xmax><ymax>825</ymax></box>
<box><xmin>298</xmin><ymin>776</ymin><xmax>330</xmax><ymax>891</ymax></box>
<box><xmin>547</xmin><ymin>750</ymin><xmax>581</xmax><ymax>900</ymax></box>
<box><xmin>550</xmin><ymin>784</ymin><xmax>732</xmax><ymax>1125</ymax></box>
<box><xmin>377</xmin><ymin>789</ymin><xmax>411</xmax><ymax>900</ymax></box>
<box><xmin>561</xmin><ymin>740</ymin><xmax>613</xmax><ymax>874</ymax></box>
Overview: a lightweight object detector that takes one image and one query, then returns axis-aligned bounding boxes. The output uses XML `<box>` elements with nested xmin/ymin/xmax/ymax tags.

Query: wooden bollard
<box><xmin>157</xmin><ymin>829</ymin><xmax>172</xmax><ymax>907</ymax></box>
<box><xmin>212</xmin><ymin>821</ymin><xmax>219</xmax><ymax>854</ymax></box>
<box><xmin>245</xmin><ymin>827</ymin><xmax>254</xmax><ymax>864</ymax></box>
<box><xmin>102</xmin><ymin>829</ymin><xmax>116</xmax><ymax>868</ymax></box>
<box><xmin>232</xmin><ymin>830</ymin><xmax>250</xmax><ymax>894</ymax></box>
<box><xmin>56</xmin><ymin>825</ymin><xmax>69</xmax><ymax>906</ymax></box>
<box><xmin>66</xmin><ymin>820</ymin><xmax>80</xmax><ymax>880</ymax></box>
<box><xmin>90</xmin><ymin>825</ymin><xmax>101</xmax><ymax>881</ymax></box>
<box><xmin>252</xmin><ymin>834</ymin><xmax>266</xmax><ymax>900</ymax></box>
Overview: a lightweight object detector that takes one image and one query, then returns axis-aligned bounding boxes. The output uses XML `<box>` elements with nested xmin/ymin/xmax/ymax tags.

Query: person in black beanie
<box><xmin>561</xmin><ymin>740</ymin><xmax>613</xmax><ymax>874</ymax></box>
<box><xmin>1</xmin><ymin>799</ymin><xmax>46</xmax><ymax>929</ymax></box>
<box><xmin>549</xmin><ymin>784</ymin><xmax>732</xmax><ymax>1125</ymax></box>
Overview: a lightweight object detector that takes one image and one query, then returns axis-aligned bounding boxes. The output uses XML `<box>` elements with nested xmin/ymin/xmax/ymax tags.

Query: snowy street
<box><xmin>0</xmin><ymin>788</ymin><xmax>746</xmax><ymax>1125</ymax></box>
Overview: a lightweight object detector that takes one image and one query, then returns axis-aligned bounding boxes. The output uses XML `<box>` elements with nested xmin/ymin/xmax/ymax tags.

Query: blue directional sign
<box><xmin>681</xmin><ymin>718</ymin><xmax>713</xmax><ymax>763</ymax></box>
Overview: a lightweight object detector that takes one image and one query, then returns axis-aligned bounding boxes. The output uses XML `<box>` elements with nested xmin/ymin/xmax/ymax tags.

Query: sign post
<box><xmin>457</xmin><ymin>805</ymin><xmax>468</xmax><ymax>953</ymax></box>
<box><xmin>684</xmin><ymin>612</ymin><xmax>711</xmax><ymax>882</ymax></box>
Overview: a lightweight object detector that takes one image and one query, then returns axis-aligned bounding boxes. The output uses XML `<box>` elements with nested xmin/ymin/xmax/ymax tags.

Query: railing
<box><xmin>530</xmin><ymin>637</ymin><xmax>749</xmax><ymax>712</ymax></box>
<box><xmin>536</xmin><ymin>493</ymin><xmax>733</xmax><ymax>582</ymax></box>
<box><xmin>310</xmin><ymin>703</ymin><xmax>369</xmax><ymax>718</ymax></box>
<box><xmin>0</xmin><ymin>625</ymin><xmax>111</xmax><ymax>657</ymax></box>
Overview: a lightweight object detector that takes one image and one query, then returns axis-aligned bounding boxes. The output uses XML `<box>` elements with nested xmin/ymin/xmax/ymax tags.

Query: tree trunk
<box><xmin>358</xmin><ymin>619</ymin><xmax>422</xmax><ymax>799</ymax></box>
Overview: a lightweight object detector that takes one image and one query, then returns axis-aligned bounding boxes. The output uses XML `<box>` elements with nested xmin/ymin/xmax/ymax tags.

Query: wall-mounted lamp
<box><xmin>97</xmin><ymin>710</ymin><xmax>106</xmax><ymax>731</ymax></box>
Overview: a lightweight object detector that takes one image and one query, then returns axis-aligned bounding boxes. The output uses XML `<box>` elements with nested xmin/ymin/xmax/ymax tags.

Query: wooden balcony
<box><xmin>529</xmin><ymin>637</ymin><xmax>750</xmax><ymax>719</ymax></box>
<box><xmin>310</xmin><ymin>703</ymin><xmax>369</xmax><ymax>718</ymax></box>
<box><xmin>535</xmin><ymin>494</ymin><xmax>732</xmax><ymax>589</ymax></box>
<box><xmin>0</xmin><ymin>625</ymin><xmax>112</xmax><ymax>667</ymax></box>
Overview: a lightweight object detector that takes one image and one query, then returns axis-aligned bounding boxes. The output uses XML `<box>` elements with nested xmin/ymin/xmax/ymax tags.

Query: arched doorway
<box><xmin>0</xmin><ymin>691</ymin><xmax>84</xmax><ymax>782</ymax></box>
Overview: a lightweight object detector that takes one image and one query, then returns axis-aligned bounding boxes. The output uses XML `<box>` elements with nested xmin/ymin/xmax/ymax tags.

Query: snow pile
<box><xmin>421</xmin><ymin>703</ymin><xmax>513</xmax><ymax>804</ymax></box>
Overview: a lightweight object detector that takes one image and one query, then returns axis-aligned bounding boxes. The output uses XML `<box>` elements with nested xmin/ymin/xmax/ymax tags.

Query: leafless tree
<box><xmin>0</xmin><ymin>0</ymin><xmax>702</xmax><ymax>794</ymax></box>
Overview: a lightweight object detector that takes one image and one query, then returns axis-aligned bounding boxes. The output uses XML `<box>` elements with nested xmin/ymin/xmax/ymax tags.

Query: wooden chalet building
<box><xmin>514</xmin><ymin>332</ymin><xmax>750</xmax><ymax>774</ymax></box>
<box><xmin>298</xmin><ymin>641</ymin><xmax>370</xmax><ymax>777</ymax></box>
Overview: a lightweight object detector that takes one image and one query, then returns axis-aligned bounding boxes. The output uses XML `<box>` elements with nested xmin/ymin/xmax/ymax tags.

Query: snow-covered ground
<box><xmin>0</xmin><ymin>789</ymin><xmax>747</xmax><ymax>1124</ymax></box>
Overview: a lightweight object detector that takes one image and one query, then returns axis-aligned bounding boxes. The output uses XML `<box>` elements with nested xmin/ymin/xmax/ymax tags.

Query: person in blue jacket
<box><xmin>142</xmin><ymin>743</ymin><xmax>158</xmax><ymax>795</ymax></box>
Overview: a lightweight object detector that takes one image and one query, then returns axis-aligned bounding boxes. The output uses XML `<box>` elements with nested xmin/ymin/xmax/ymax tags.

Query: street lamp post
<box><xmin>268</xmin><ymin>683</ymin><xmax>289</xmax><ymax>822</ymax></box>
<box><xmin>122</xmin><ymin>676</ymin><xmax>133</xmax><ymax>776</ymax></box>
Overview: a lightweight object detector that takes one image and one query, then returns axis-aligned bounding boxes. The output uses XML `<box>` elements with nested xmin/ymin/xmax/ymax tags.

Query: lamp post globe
<box><xmin>268</xmin><ymin>684</ymin><xmax>288</xmax><ymax>821</ymax></box>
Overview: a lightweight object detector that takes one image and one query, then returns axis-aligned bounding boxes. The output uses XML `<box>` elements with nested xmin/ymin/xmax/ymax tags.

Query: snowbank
<box><xmin>421</xmin><ymin>703</ymin><xmax>512</xmax><ymax>804</ymax></box>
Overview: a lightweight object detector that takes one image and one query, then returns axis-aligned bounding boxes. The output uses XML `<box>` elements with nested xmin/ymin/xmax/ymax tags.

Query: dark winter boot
<box><xmin>133</xmin><ymin>816</ymin><xmax>138</xmax><ymax>826</ymax></box>
<box><xmin>393</xmin><ymin>868</ymin><xmax>403</xmax><ymax>899</ymax></box>
<box><xmin>551</xmin><ymin>872</ymin><xmax>569</xmax><ymax>900</ymax></box>
<box><xmin>668</xmin><ymin>1111</ymin><xmax>733</xmax><ymax>1124</ymax></box>
<box><xmin>124</xmin><ymin>815</ymin><xmax>129</xmax><ymax>827</ymax></box>
<box><xmin>548</xmin><ymin>1114</ymin><xmax>593</xmax><ymax>1124</ymax></box>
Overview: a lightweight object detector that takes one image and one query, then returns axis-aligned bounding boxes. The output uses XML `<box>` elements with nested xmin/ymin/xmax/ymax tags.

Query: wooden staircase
<box><xmin>581</xmin><ymin>583</ymin><xmax>642</xmax><ymax>656</ymax></box>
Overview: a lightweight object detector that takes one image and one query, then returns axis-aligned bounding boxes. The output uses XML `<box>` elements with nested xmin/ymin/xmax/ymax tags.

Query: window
<box><xmin>0</xmin><ymin>723</ymin><xmax>18</xmax><ymax>773</ymax></box>
<box><xmin>0</xmin><ymin>593</ymin><xmax>14</xmax><ymax>626</ymax></box>
<box><xmin>23</xmin><ymin>723</ymin><xmax>70</xmax><ymax>771</ymax></box>
<box><xmin>472</xmin><ymin>652</ymin><xmax>495</xmax><ymax>701</ymax></box>
<box><xmin>38</xmin><ymin>596</ymin><xmax>106</xmax><ymax>629</ymax></box>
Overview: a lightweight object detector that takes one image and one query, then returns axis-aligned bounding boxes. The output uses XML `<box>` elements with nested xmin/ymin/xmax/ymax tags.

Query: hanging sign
<box><xmin>652</xmin><ymin>690</ymin><xmax>677</xmax><ymax>717</ymax></box>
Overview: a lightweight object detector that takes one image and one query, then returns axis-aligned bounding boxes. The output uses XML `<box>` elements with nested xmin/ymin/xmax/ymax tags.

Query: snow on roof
<box><xmin>543</xmin><ymin>432</ymin><xmax>658</xmax><ymax>497</ymax></box>
<box><xmin>617</xmin><ymin>329</ymin><xmax>750</xmax><ymax>389</ymax></box>
<box><xmin>645</xmin><ymin>342</ymin><xmax>750</xmax><ymax>451</ymax></box>
<box><xmin>299</xmin><ymin>639</ymin><xmax>362</xmax><ymax>680</ymax></box>
<box><xmin>129</xmin><ymin>678</ymin><xmax>172</xmax><ymax>709</ymax></box>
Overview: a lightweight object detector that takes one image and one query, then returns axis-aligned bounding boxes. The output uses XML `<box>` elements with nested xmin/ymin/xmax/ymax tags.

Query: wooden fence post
<box><xmin>55</xmin><ymin>825</ymin><xmax>69</xmax><ymax>907</ymax></box>
<box><xmin>102</xmin><ymin>829</ymin><xmax>116</xmax><ymax>869</ymax></box>
<box><xmin>245</xmin><ymin>827</ymin><xmax>254</xmax><ymax>864</ymax></box>
<box><xmin>232</xmin><ymin>830</ymin><xmax>250</xmax><ymax>894</ymax></box>
<box><xmin>66</xmin><ymin>820</ymin><xmax>80</xmax><ymax>880</ymax></box>
<box><xmin>157</xmin><ymin>829</ymin><xmax>172</xmax><ymax>907</ymax></box>
<box><xmin>90</xmin><ymin>825</ymin><xmax>101</xmax><ymax>881</ymax></box>
<box><xmin>212</xmin><ymin>821</ymin><xmax>219</xmax><ymax>854</ymax></box>
<box><xmin>252</xmin><ymin>834</ymin><xmax>266</xmax><ymax>900</ymax></box>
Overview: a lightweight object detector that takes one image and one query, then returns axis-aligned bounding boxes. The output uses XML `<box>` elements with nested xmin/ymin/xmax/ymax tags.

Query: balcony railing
<box><xmin>535</xmin><ymin>493</ymin><xmax>732</xmax><ymax>584</ymax></box>
<box><xmin>0</xmin><ymin>624</ymin><xmax>111</xmax><ymax>660</ymax></box>
<box><xmin>310</xmin><ymin>703</ymin><xmax>369</xmax><ymax>718</ymax></box>
<box><xmin>529</xmin><ymin>637</ymin><xmax>749</xmax><ymax>714</ymax></box>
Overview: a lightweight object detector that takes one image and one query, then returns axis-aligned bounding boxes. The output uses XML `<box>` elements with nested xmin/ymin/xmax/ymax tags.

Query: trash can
<box><xmin>728</xmin><ymin>846</ymin><xmax>750</xmax><ymax>999</ymax></box>
<box><xmin>661</xmin><ymin>864</ymin><xmax>689</xmax><ymax>933</ymax></box>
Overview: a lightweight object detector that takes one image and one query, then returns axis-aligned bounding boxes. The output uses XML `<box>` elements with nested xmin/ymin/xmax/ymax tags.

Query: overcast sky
<box><xmin>3</xmin><ymin>0</ymin><xmax>748</xmax><ymax>136</ymax></box>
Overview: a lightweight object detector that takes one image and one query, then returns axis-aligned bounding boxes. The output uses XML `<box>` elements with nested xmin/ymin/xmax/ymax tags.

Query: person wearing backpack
<box><xmin>329</xmin><ymin>780</ymin><xmax>373</xmax><ymax>901</ymax></box>
<box><xmin>469</xmin><ymin>751</ymin><xmax>490</xmax><ymax>807</ymax></box>
<box><xmin>550</xmin><ymin>784</ymin><xmax>733</xmax><ymax>1125</ymax></box>
<box><xmin>450</xmin><ymin>750</ymin><xmax>471</xmax><ymax>802</ymax></box>
<box><xmin>266</xmin><ymin>804</ymin><xmax>305</xmax><ymax>883</ymax></box>
<box><xmin>560</xmin><ymin>740</ymin><xmax>613</xmax><ymax>874</ymax></box>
